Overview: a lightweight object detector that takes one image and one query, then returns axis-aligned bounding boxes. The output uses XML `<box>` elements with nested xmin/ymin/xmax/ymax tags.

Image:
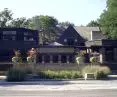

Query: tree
<box><xmin>31</xmin><ymin>15</ymin><xmax>59</xmax><ymax>44</ymax></box>
<box><xmin>10</xmin><ymin>17</ymin><xmax>31</xmax><ymax>28</ymax></box>
<box><xmin>0</xmin><ymin>8</ymin><xmax>13</xmax><ymax>27</ymax></box>
<box><xmin>59</xmin><ymin>21</ymin><xmax>75</xmax><ymax>29</ymax></box>
<box><xmin>87</xmin><ymin>20</ymin><xmax>99</xmax><ymax>27</ymax></box>
<box><xmin>98</xmin><ymin>0</ymin><xmax>117</xmax><ymax>39</ymax></box>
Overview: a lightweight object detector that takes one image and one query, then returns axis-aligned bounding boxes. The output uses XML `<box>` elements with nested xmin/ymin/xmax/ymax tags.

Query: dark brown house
<box><xmin>0</xmin><ymin>28</ymin><xmax>39</xmax><ymax>61</ymax></box>
<box><xmin>57</xmin><ymin>25</ymin><xmax>85</xmax><ymax>46</ymax></box>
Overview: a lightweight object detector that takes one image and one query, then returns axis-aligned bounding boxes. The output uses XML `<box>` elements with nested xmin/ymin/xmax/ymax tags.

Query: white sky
<box><xmin>0</xmin><ymin>0</ymin><xmax>106</xmax><ymax>26</ymax></box>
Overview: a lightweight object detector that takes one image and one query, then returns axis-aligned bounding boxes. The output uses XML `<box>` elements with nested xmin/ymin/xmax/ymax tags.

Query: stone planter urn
<box><xmin>12</xmin><ymin>50</ymin><xmax>22</xmax><ymax>68</ymax></box>
<box><xmin>76</xmin><ymin>56</ymin><xmax>84</xmax><ymax>70</ymax></box>
<box><xmin>27</xmin><ymin>48</ymin><xmax>37</xmax><ymax>76</ymax></box>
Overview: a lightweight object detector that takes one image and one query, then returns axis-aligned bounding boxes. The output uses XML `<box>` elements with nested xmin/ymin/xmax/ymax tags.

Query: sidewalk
<box><xmin>0</xmin><ymin>80</ymin><xmax>117</xmax><ymax>91</ymax></box>
<box><xmin>1</xmin><ymin>74</ymin><xmax>117</xmax><ymax>83</ymax></box>
<box><xmin>0</xmin><ymin>75</ymin><xmax>117</xmax><ymax>91</ymax></box>
<box><xmin>0</xmin><ymin>78</ymin><xmax>117</xmax><ymax>91</ymax></box>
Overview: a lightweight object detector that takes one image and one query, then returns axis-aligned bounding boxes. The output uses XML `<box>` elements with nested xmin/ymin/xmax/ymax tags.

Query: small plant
<box><xmin>27</xmin><ymin>48</ymin><xmax>37</xmax><ymax>63</ymax></box>
<box><xmin>27</xmin><ymin>48</ymin><xmax>37</xmax><ymax>75</ymax></box>
<box><xmin>79</xmin><ymin>50</ymin><xmax>86</xmax><ymax>57</ymax></box>
<box><xmin>75</xmin><ymin>51</ymin><xmax>86</xmax><ymax>70</ymax></box>
<box><xmin>12</xmin><ymin>49</ymin><xmax>23</xmax><ymax>68</ymax></box>
<box><xmin>12</xmin><ymin>50</ymin><xmax>22</xmax><ymax>63</ymax></box>
<box><xmin>90</xmin><ymin>57</ymin><xmax>97</xmax><ymax>64</ymax></box>
<box><xmin>76</xmin><ymin>57</ymin><xmax>82</xmax><ymax>65</ymax></box>
<box><xmin>6</xmin><ymin>68</ymin><xmax>26</xmax><ymax>81</ymax></box>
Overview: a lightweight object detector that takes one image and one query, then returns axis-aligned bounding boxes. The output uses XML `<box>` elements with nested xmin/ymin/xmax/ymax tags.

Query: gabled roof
<box><xmin>75</xmin><ymin>26</ymin><xmax>103</xmax><ymax>40</ymax></box>
<box><xmin>57</xmin><ymin>25</ymin><xmax>85</xmax><ymax>45</ymax></box>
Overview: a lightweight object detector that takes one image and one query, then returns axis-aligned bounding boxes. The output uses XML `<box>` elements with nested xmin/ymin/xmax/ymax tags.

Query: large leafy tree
<box><xmin>10</xmin><ymin>17</ymin><xmax>31</xmax><ymax>28</ymax></box>
<box><xmin>59</xmin><ymin>21</ymin><xmax>75</xmax><ymax>29</ymax></box>
<box><xmin>0</xmin><ymin>8</ymin><xmax>13</xmax><ymax>27</ymax></box>
<box><xmin>98</xmin><ymin>0</ymin><xmax>117</xmax><ymax>39</ymax></box>
<box><xmin>31</xmin><ymin>15</ymin><xmax>59</xmax><ymax>44</ymax></box>
<box><xmin>87</xmin><ymin>20</ymin><xmax>99</xmax><ymax>27</ymax></box>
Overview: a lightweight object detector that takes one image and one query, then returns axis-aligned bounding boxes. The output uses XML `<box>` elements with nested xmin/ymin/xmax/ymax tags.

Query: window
<box><xmin>67</xmin><ymin>39</ymin><xmax>74</xmax><ymax>45</ymax></box>
<box><xmin>24</xmin><ymin>32</ymin><xmax>32</xmax><ymax>36</ymax></box>
<box><xmin>64</xmin><ymin>39</ymin><xmax>67</xmax><ymax>42</ymax></box>
<box><xmin>53</xmin><ymin>55</ymin><xmax>58</xmax><ymax>63</ymax></box>
<box><xmin>3</xmin><ymin>31</ymin><xmax>16</xmax><ymax>35</ymax></box>
<box><xmin>3</xmin><ymin>36</ymin><xmax>16</xmax><ymax>40</ymax></box>
<box><xmin>61</xmin><ymin>55</ymin><xmax>67</xmax><ymax>63</ymax></box>
<box><xmin>24</xmin><ymin>36</ymin><xmax>34</xmax><ymax>41</ymax></box>
<box><xmin>44</xmin><ymin>55</ymin><xmax>50</xmax><ymax>63</ymax></box>
<box><xmin>74</xmin><ymin>39</ymin><xmax>77</xmax><ymax>42</ymax></box>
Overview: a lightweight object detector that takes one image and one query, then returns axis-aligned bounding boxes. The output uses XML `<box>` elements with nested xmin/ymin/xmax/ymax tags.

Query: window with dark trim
<box><xmin>3</xmin><ymin>36</ymin><xmax>16</xmax><ymax>40</ymax></box>
<box><xmin>24</xmin><ymin>36</ymin><xmax>34</xmax><ymax>41</ymax></box>
<box><xmin>3</xmin><ymin>31</ymin><xmax>16</xmax><ymax>35</ymax></box>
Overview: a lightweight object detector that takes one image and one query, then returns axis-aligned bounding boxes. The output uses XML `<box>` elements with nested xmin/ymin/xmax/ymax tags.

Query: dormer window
<box><xmin>64</xmin><ymin>39</ymin><xmax>67</xmax><ymax>42</ymax></box>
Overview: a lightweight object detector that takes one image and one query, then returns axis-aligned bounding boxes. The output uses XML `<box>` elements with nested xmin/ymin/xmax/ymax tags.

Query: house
<box><xmin>75</xmin><ymin>27</ymin><xmax>117</xmax><ymax>69</ymax></box>
<box><xmin>37</xmin><ymin>25</ymin><xmax>117</xmax><ymax>70</ymax></box>
<box><xmin>0</xmin><ymin>28</ymin><xmax>39</xmax><ymax>61</ymax></box>
<box><xmin>75</xmin><ymin>26</ymin><xmax>106</xmax><ymax>41</ymax></box>
<box><xmin>57</xmin><ymin>25</ymin><xmax>85</xmax><ymax>46</ymax></box>
<box><xmin>37</xmin><ymin>25</ymin><xmax>86</xmax><ymax>64</ymax></box>
<box><xmin>0</xmin><ymin>26</ymin><xmax>117</xmax><ymax>70</ymax></box>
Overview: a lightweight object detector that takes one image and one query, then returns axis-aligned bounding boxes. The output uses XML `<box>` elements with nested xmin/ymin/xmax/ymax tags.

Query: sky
<box><xmin>0</xmin><ymin>0</ymin><xmax>106</xmax><ymax>26</ymax></box>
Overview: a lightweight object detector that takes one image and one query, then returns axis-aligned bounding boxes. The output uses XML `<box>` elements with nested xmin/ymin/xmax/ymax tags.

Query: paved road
<box><xmin>0</xmin><ymin>80</ymin><xmax>117</xmax><ymax>97</ymax></box>
<box><xmin>0</xmin><ymin>89</ymin><xmax>117</xmax><ymax>97</ymax></box>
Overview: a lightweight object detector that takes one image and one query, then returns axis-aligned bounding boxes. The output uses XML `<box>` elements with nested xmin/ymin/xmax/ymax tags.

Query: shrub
<box><xmin>6</xmin><ymin>68</ymin><xmax>26</xmax><ymax>81</ymax></box>
<box><xmin>96</xmin><ymin>71</ymin><xmax>107</xmax><ymax>79</ymax></box>
<box><xmin>37</xmin><ymin>70</ymin><xmax>82</xmax><ymax>79</ymax></box>
<box><xmin>12</xmin><ymin>56</ymin><xmax>22</xmax><ymax>63</ymax></box>
<box><xmin>82</xmin><ymin>65</ymin><xmax>111</xmax><ymax>79</ymax></box>
<box><xmin>96</xmin><ymin>66</ymin><xmax>111</xmax><ymax>79</ymax></box>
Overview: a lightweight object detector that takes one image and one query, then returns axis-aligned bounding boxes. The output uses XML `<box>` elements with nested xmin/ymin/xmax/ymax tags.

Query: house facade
<box><xmin>0</xmin><ymin>26</ymin><xmax>117</xmax><ymax>69</ymax></box>
<box><xmin>37</xmin><ymin>25</ymin><xmax>117</xmax><ymax>70</ymax></box>
<box><xmin>0</xmin><ymin>28</ymin><xmax>39</xmax><ymax>61</ymax></box>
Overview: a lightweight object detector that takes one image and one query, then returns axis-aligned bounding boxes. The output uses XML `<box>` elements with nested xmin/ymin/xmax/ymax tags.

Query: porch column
<box><xmin>99</xmin><ymin>48</ymin><xmax>106</xmax><ymax>63</ymax></box>
<box><xmin>87</xmin><ymin>48</ymin><xmax>92</xmax><ymax>55</ymax></box>
<box><xmin>42</xmin><ymin>55</ymin><xmax>45</xmax><ymax>64</ymax></box>
<box><xmin>50</xmin><ymin>55</ymin><xmax>53</xmax><ymax>63</ymax></box>
<box><xmin>86</xmin><ymin>48</ymin><xmax>90</xmax><ymax>53</ymax></box>
<box><xmin>58</xmin><ymin>55</ymin><xmax>61</xmax><ymax>64</ymax></box>
<box><xmin>67</xmin><ymin>55</ymin><xmax>69</xmax><ymax>64</ymax></box>
<box><xmin>114</xmin><ymin>48</ymin><xmax>117</xmax><ymax>61</ymax></box>
<box><xmin>86</xmin><ymin>48</ymin><xmax>91</xmax><ymax>62</ymax></box>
